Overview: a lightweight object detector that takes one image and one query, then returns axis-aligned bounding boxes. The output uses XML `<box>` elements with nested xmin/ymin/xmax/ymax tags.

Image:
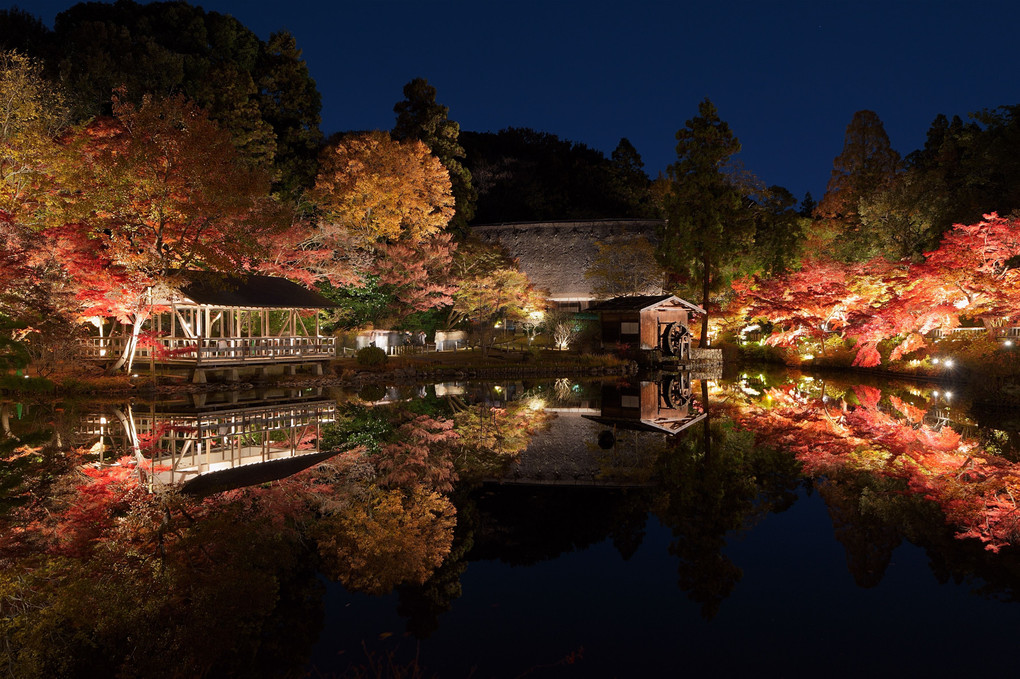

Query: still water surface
<box><xmin>4</xmin><ymin>369</ymin><xmax>1020</xmax><ymax>677</ymax></box>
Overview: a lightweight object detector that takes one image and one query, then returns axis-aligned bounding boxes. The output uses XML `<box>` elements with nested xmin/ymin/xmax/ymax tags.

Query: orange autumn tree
<box><xmin>263</xmin><ymin>130</ymin><xmax>457</xmax><ymax>317</ymax></box>
<box><xmin>312</xmin><ymin>130</ymin><xmax>454</xmax><ymax>246</ymax></box>
<box><xmin>57</xmin><ymin>94</ymin><xmax>289</xmax><ymax>371</ymax></box>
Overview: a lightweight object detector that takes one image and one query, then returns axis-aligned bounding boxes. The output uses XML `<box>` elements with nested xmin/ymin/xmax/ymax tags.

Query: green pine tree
<box><xmin>657</xmin><ymin>98</ymin><xmax>754</xmax><ymax>346</ymax></box>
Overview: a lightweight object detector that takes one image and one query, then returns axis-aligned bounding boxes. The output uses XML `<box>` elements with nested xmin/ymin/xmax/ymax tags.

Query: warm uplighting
<box><xmin>802</xmin><ymin>354</ymin><xmax>814</xmax><ymax>360</ymax></box>
<box><xmin>932</xmin><ymin>358</ymin><xmax>940</xmax><ymax>364</ymax></box>
<box><xmin>1006</xmin><ymin>340</ymin><xmax>1014</xmax><ymax>347</ymax></box>
<box><xmin>942</xmin><ymin>358</ymin><xmax>954</xmax><ymax>368</ymax></box>
<box><xmin>527</xmin><ymin>397</ymin><xmax>546</xmax><ymax>411</ymax></box>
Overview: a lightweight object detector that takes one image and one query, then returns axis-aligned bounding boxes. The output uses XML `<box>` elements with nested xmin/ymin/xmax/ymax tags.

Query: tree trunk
<box><xmin>701</xmin><ymin>377</ymin><xmax>711</xmax><ymax>458</ymax></box>
<box><xmin>699</xmin><ymin>253</ymin><xmax>711</xmax><ymax>348</ymax></box>
<box><xmin>108</xmin><ymin>315</ymin><xmax>145</xmax><ymax>373</ymax></box>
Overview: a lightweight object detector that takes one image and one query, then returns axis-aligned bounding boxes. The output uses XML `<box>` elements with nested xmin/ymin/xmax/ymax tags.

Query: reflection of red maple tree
<box><xmin>731</xmin><ymin>381</ymin><xmax>1020</xmax><ymax>551</ymax></box>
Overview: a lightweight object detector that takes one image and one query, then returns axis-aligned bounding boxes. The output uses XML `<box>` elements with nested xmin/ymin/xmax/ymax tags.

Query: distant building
<box><xmin>472</xmin><ymin>219</ymin><xmax>663</xmax><ymax>312</ymax></box>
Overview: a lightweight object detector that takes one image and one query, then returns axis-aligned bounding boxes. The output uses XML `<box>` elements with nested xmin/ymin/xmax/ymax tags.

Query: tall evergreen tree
<box><xmin>608</xmin><ymin>137</ymin><xmax>654</xmax><ymax>217</ymax></box>
<box><xmin>816</xmin><ymin>110</ymin><xmax>901</xmax><ymax>261</ymax></box>
<box><xmin>753</xmin><ymin>186</ymin><xmax>803</xmax><ymax>275</ymax></box>
<box><xmin>393</xmin><ymin>78</ymin><xmax>476</xmax><ymax>235</ymax></box>
<box><xmin>256</xmin><ymin>31</ymin><xmax>323</xmax><ymax>199</ymax></box>
<box><xmin>657</xmin><ymin>98</ymin><xmax>754</xmax><ymax>346</ymax></box>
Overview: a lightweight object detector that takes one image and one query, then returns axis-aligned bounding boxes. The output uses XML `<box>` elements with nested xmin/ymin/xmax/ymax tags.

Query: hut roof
<box><xmin>587</xmin><ymin>294</ymin><xmax>704</xmax><ymax>314</ymax></box>
<box><xmin>177</xmin><ymin>271</ymin><xmax>339</xmax><ymax>309</ymax></box>
<box><xmin>472</xmin><ymin>219</ymin><xmax>663</xmax><ymax>301</ymax></box>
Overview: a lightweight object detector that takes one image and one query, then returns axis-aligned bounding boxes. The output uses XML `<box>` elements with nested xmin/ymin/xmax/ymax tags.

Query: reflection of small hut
<box><xmin>587</xmin><ymin>295</ymin><xmax>704</xmax><ymax>360</ymax></box>
<box><xmin>589</xmin><ymin>375</ymin><xmax>703</xmax><ymax>435</ymax></box>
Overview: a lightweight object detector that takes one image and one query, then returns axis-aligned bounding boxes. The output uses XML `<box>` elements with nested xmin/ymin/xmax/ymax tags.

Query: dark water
<box><xmin>4</xmin><ymin>370</ymin><xmax>1020</xmax><ymax>677</ymax></box>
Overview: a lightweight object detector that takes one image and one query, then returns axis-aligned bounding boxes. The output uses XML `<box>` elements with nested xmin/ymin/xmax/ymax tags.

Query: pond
<box><xmin>3</xmin><ymin>368</ymin><xmax>1020</xmax><ymax>677</ymax></box>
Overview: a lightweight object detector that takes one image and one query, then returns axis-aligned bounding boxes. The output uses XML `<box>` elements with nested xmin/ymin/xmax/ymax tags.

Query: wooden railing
<box><xmin>929</xmin><ymin>327</ymin><xmax>1020</xmax><ymax>340</ymax></box>
<box><xmin>85</xmin><ymin>336</ymin><xmax>336</xmax><ymax>365</ymax></box>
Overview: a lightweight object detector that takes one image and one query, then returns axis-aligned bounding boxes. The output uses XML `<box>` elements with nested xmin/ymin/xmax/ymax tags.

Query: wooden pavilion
<box><xmin>85</xmin><ymin>271</ymin><xmax>338</xmax><ymax>381</ymax></box>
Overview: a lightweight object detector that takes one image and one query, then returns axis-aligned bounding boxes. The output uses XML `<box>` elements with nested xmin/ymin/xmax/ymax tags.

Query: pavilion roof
<box><xmin>176</xmin><ymin>271</ymin><xmax>339</xmax><ymax>309</ymax></box>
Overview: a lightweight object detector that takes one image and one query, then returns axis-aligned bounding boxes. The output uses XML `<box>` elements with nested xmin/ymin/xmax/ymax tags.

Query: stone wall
<box><xmin>472</xmin><ymin>219</ymin><xmax>663</xmax><ymax>302</ymax></box>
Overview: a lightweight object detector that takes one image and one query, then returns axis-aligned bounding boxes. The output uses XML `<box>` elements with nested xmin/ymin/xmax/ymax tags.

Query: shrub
<box><xmin>358</xmin><ymin>384</ymin><xmax>387</xmax><ymax>402</ymax></box>
<box><xmin>356</xmin><ymin>346</ymin><xmax>386</xmax><ymax>367</ymax></box>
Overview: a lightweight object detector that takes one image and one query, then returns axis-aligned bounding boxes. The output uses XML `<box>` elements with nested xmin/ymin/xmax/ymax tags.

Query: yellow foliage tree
<box><xmin>0</xmin><ymin>51</ymin><xmax>67</xmax><ymax>221</ymax></box>
<box><xmin>312</xmin><ymin>130</ymin><xmax>454</xmax><ymax>247</ymax></box>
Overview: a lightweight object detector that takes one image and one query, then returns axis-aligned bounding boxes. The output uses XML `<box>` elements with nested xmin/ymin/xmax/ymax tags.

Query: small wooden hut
<box><xmin>85</xmin><ymin>272</ymin><xmax>339</xmax><ymax>381</ymax></box>
<box><xmin>587</xmin><ymin>295</ymin><xmax>704</xmax><ymax>360</ymax></box>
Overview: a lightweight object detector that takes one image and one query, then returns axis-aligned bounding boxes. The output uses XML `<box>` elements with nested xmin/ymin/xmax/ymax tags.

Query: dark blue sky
<box><xmin>14</xmin><ymin>0</ymin><xmax>1020</xmax><ymax>200</ymax></box>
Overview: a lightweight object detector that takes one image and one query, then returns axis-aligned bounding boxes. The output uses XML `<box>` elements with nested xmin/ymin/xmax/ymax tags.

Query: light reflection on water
<box><xmin>4</xmin><ymin>370</ymin><xmax>1020</xmax><ymax>677</ymax></box>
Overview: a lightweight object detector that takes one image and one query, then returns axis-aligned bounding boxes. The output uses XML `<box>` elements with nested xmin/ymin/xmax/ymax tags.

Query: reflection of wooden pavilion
<box><xmin>85</xmin><ymin>272</ymin><xmax>338</xmax><ymax>381</ymax></box>
<box><xmin>587</xmin><ymin>295</ymin><xmax>704</xmax><ymax>361</ymax></box>
<box><xmin>80</xmin><ymin>394</ymin><xmax>336</xmax><ymax>491</ymax></box>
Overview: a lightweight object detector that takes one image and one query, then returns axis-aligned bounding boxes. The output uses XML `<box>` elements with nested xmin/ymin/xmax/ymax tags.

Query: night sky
<box><xmin>12</xmin><ymin>0</ymin><xmax>1020</xmax><ymax>201</ymax></box>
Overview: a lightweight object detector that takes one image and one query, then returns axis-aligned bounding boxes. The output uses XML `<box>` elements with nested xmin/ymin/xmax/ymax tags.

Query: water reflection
<box><xmin>6</xmin><ymin>370</ymin><xmax>1020</xmax><ymax>676</ymax></box>
<box><xmin>78</xmin><ymin>388</ymin><xmax>336</xmax><ymax>492</ymax></box>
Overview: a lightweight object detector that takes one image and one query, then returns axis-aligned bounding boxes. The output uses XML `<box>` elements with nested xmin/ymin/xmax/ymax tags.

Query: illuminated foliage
<box><xmin>736</xmin><ymin>213</ymin><xmax>1020</xmax><ymax>367</ymax></box>
<box><xmin>311</xmin><ymin>130</ymin><xmax>454</xmax><ymax>247</ymax></box>
<box><xmin>0</xmin><ymin>51</ymin><xmax>66</xmax><ymax>220</ymax></box>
